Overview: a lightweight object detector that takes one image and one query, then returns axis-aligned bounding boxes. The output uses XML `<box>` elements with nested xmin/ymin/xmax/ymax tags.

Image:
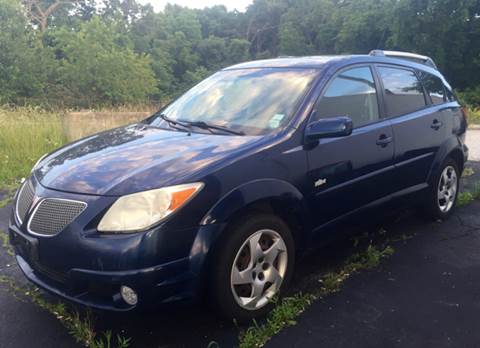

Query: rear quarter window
<box><xmin>377</xmin><ymin>66</ymin><xmax>427</xmax><ymax>117</ymax></box>
<box><xmin>417</xmin><ymin>71</ymin><xmax>446</xmax><ymax>105</ymax></box>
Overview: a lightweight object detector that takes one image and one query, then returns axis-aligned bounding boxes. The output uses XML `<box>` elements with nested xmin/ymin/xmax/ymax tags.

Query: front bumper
<box><xmin>8</xmin><ymin>176</ymin><xmax>226</xmax><ymax>311</ymax></box>
<box><xmin>10</xmin><ymin>224</ymin><xmax>197</xmax><ymax>311</ymax></box>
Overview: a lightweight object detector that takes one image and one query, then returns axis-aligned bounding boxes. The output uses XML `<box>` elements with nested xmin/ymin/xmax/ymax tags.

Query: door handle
<box><xmin>376</xmin><ymin>134</ymin><xmax>392</xmax><ymax>147</ymax></box>
<box><xmin>431</xmin><ymin>119</ymin><xmax>443</xmax><ymax>130</ymax></box>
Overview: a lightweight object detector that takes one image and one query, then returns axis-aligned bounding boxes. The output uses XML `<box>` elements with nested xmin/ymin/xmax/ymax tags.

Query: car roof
<box><xmin>224</xmin><ymin>55</ymin><xmax>356</xmax><ymax>70</ymax></box>
<box><xmin>224</xmin><ymin>54</ymin><xmax>442</xmax><ymax>78</ymax></box>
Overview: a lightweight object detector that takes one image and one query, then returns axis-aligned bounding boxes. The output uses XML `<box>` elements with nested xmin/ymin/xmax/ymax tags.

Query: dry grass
<box><xmin>0</xmin><ymin>107</ymin><xmax>67</xmax><ymax>187</ymax></box>
<box><xmin>0</xmin><ymin>106</ymin><xmax>154</xmax><ymax>187</ymax></box>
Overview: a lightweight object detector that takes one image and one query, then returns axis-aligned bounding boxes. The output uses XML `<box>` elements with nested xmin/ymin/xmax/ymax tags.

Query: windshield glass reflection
<box><xmin>150</xmin><ymin>68</ymin><xmax>318</xmax><ymax>135</ymax></box>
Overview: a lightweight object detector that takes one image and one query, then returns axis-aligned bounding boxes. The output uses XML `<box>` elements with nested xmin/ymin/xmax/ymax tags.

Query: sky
<box><xmin>139</xmin><ymin>0</ymin><xmax>253</xmax><ymax>12</ymax></box>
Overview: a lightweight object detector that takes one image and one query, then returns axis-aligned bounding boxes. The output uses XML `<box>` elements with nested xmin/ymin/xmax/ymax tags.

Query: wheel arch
<box><xmin>427</xmin><ymin>137</ymin><xmax>466</xmax><ymax>183</ymax></box>
<box><xmin>202</xmin><ymin>179</ymin><xmax>311</xmax><ymax>250</ymax></box>
<box><xmin>191</xmin><ymin>179</ymin><xmax>310</xmax><ymax>302</ymax></box>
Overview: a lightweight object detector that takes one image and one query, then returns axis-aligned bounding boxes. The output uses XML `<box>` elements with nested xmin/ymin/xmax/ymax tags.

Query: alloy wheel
<box><xmin>437</xmin><ymin>165</ymin><xmax>458</xmax><ymax>213</ymax></box>
<box><xmin>230</xmin><ymin>229</ymin><xmax>288</xmax><ymax>310</ymax></box>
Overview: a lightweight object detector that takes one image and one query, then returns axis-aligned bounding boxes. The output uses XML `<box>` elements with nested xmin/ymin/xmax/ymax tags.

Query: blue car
<box><xmin>9</xmin><ymin>50</ymin><xmax>468</xmax><ymax>321</ymax></box>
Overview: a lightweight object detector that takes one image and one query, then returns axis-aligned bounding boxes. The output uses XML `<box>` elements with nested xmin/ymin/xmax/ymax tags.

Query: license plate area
<box><xmin>10</xmin><ymin>228</ymin><xmax>39</xmax><ymax>263</ymax></box>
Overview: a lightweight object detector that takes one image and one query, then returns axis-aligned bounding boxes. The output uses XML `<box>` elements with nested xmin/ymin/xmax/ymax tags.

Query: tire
<box><xmin>424</xmin><ymin>157</ymin><xmax>460</xmax><ymax>220</ymax></box>
<box><xmin>211</xmin><ymin>213</ymin><xmax>295</xmax><ymax>323</ymax></box>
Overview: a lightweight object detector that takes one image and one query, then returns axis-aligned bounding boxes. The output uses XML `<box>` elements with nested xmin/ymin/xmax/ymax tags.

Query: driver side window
<box><xmin>313</xmin><ymin>66</ymin><xmax>380</xmax><ymax>128</ymax></box>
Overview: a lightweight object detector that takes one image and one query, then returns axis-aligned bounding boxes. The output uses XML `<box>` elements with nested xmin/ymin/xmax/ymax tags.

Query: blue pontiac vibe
<box><xmin>9</xmin><ymin>51</ymin><xmax>468</xmax><ymax>321</ymax></box>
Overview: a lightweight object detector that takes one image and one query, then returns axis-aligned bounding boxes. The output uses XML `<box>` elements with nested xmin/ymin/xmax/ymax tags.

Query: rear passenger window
<box><xmin>377</xmin><ymin>66</ymin><xmax>427</xmax><ymax>117</ymax></box>
<box><xmin>418</xmin><ymin>71</ymin><xmax>446</xmax><ymax>105</ymax></box>
<box><xmin>314</xmin><ymin>67</ymin><xmax>379</xmax><ymax>128</ymax></box>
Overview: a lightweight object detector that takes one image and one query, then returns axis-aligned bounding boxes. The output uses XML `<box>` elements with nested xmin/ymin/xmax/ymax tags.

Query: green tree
<box><xmin>0</xmin><ymin>0</ymin><xmax>57</xmax><ymax>104</ymax></box>
<box><xmin>52</xmin><ymin>16</ymin><xmax>157</xmax><ymax>106</ymax></box>
<box><xmin>1</xmin><ymin>0</ymin><xmax>480</xmax><ymax>107</ymax></box>
<box><xmin>278</xmin><ymin>0</ymin><xmax>337</xmax><ymax>56</ymax></box>
<box><xmin>387</xmin><ymin>0</ymin><xmax>480</xmax><ymax>89</ymax></box>
<box><xmin>245</xmin><ymin>0</ymin><xmax>290</xmax><ymax>58</ymax></box>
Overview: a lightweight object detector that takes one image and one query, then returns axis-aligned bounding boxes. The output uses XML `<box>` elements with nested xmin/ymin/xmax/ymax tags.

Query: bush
<box><xmin>51</xmin><ymin>17</ymin><xmax>158</xmax><ymax>108</ymax></box>
<box><xmin>456</xmin><ymin>87</ymin><xmax>480</xmax><ymax>108</ymax></box>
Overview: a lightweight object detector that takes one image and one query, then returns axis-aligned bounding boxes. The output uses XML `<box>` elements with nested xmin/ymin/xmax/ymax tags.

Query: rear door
<box><xmin>375</xmin><ymin>65</ymin><xmax>446</xmax><ymax>192</ymax></box>
<box><xmin>306</xmin><ymin>65</ymin><xmax>395</xmax><ymax>229</ymax></box>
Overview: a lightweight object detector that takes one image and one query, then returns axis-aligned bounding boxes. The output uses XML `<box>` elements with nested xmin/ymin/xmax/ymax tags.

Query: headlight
<box><xmin>97</xmin><ymin>182</ymin><xmax>204</xmax><ymax>233</ymax></box>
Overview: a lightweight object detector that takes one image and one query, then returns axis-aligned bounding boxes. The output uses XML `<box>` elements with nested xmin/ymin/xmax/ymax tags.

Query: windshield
<box><xmin>149</xmin><ymin>68</ymin><xmax>318</xmax><ymax>135</ymax></box>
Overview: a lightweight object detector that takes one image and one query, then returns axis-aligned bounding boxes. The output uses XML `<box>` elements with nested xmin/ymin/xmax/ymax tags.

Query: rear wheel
<box><xmin>424</xmin><ymin>157</ymin><xmax>460</xmax><ymax>220</ymax></box>
<box><xmin>211</xmin><ymin>213</ymin><xmax>294</xmax><ymax>322</ymax></box>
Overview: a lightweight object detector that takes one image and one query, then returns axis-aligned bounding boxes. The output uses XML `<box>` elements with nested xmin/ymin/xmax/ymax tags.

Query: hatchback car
<box><xmin>9</xmin><ymin>50</ymin><xmax>468</xmax><ymax>321</ymax></box>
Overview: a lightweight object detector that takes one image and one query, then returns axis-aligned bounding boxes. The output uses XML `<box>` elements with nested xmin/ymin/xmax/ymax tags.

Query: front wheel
<box><xmin>211</xmin><ymin>213</ymin><xmax>295</xmax><ymax>322</ymax></box>
<box><xmin>424</xmin><ymin>157</ymin><xmax>460</xmax><ymax>220</ymax></box>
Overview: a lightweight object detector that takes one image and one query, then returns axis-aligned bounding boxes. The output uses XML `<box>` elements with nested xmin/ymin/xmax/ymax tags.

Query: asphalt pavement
<box><xmin>266</xmin><ymin>198</ymin><xmax>480</xmax><ymax>348</ymax></box>
<box><xmin>0</xmin><ymin>198</ymin><xmax>81</xmax><ymax>348</ymax></box>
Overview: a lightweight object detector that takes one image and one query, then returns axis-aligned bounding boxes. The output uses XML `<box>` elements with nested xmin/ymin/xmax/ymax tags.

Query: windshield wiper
<box><xmin>179</xmin><ymin>120</ymin><xmax>245</xmax><ymax>136</ymax></box>
<box><xmin>159</xmin><ymin>114</ymin><xmax>190</xmax><ymax>128</ymax></box>
<box><xmin>154</xmin><ymin>113</ymin><xmax>192</xmax><ymax>133</ymax></box>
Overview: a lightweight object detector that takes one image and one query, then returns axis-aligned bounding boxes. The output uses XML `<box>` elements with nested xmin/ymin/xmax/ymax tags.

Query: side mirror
<box><xmin>305</xmin><ymin>116</ymin><xmax>353</xmax><ymax>142</ymax></box>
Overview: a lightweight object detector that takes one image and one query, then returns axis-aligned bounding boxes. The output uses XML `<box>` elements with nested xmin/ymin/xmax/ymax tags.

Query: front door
<box><xmin>306</xmin><ymin>65</ymin><xmax>395</xmax><ymax>229</ymax></box>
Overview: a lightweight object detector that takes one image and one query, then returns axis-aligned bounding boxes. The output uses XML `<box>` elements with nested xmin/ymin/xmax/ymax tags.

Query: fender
<box><xmin>427</xmin><ymin>136</ymin><xmax>466</xmax><ymax>183</ymax></box>
<box><xmin>200</xmin><ymin>178</ymin><xmax>309</xmax><ymax>226</ymax></box>
<box><xmin>188</xmin><ymin>179</ymin><xmax>311</xmax><ymax>293</ymax></box>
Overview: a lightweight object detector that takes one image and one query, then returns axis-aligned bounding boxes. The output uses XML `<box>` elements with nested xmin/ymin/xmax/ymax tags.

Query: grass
<box><xmin>0</xmin><ymin>105</ymin><xmax>153</xmax><ymax>188</ymax></box>
<box><xmin>0</xmin><ymin>107</ymin><xmax>67</xmax><ymax>187</ymax></box>
<box><xmin>0</xmin><ymin>230</ymin><xmax>14</xmax><ymax>256</ymax></box>
<box><xmin>0</xmin><ymin>183</ymin><xmax>18</xmax><ymax>208</ymax></box>
<box><xmin>238</xmin><ymin>244</ymin><xmax>394</xmax><ymax>348</ymax></box>
<box><xmin>468</xmin><ymin>108</ymin><xmax>480</xmax><ymax>125</ymax></box>
<box><xmin>458</xmin><ymin>182</ymin><xmax>480</xmax><ymax>206</ymax></box>
<box><xmin>462</xmin><ymin>167</ymin><xmax>475</xmax><ymax>178</ymax></box>
<box><xmin>0</xmin><ymin>275</ymin><xmax>131</xmax><ymax>348</ymax></box>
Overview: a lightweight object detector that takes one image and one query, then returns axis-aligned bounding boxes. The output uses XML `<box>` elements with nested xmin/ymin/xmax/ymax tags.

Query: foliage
<box><xmin>0</xmin><ymin>0</ymin><xmax>479</xmax><ymax>107</ymax></box>
<box><xmin>457</xmin><ymin>182</ymin><xmax>480</xmax><ymax>206</ymax></box>
<box><xmin>0</xmin><ymin>0</ymin><xmax>56</xmax><ymax>104</ymax></box>
<box><xmin>457</xmin><ymin>87</ymin><xmax>480</xmax><ymax>110</ymax></box>
<box><xmin>469</xmin><ymin>109</ymin><xmax>480</xmax><ymax>125</ymax></box>
<box><xmin>0</xmin><ymin>230</ymin><xmax>14</xmax><ymax>256</ymax></box>
<box><xmin>51</xmin><ymin>16</ymin><xmax>158</xmax><ymax>107</ymax></box>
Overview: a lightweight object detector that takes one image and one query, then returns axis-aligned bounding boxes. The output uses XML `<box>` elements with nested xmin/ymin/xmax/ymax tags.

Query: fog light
<box><xmin>120</xmin><ymin>286</ymin><xmax>138</xmax><ymax>306</ymax></box>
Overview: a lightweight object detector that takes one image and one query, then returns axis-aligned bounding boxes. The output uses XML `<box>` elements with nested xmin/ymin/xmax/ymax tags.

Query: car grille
<box><xmin>16</xmin><ymin>181</ymin><xmax>35</xmax><ymax>224</ymax></box>
<box><xmin>28</xmin><ymin>199</ymin><xmax>87</xmax><ymax>236</ymax></box>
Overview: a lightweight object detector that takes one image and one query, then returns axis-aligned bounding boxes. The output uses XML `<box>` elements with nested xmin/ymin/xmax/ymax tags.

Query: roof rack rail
<box><xmin>369</xmin><ymin>50</ymin><xmax>438</xmax><ymax>70</ymax></box>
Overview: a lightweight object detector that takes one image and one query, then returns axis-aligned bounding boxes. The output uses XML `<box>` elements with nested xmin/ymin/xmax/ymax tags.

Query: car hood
<box><xmin>35</xmin><ymin>125</ymin><xmax>262</xmax><ymax>196</ymax></box>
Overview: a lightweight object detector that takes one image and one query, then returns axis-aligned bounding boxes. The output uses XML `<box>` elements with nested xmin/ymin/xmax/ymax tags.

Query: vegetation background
<box><xmin>1</xmin><ymin>0</ymin><xmax>480</xmax><ymax>108</ymax></box>
<box><xmin>1</xmin><ymin>0</ymin><xmax>480</xmax><ymax>187</ymax></box>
